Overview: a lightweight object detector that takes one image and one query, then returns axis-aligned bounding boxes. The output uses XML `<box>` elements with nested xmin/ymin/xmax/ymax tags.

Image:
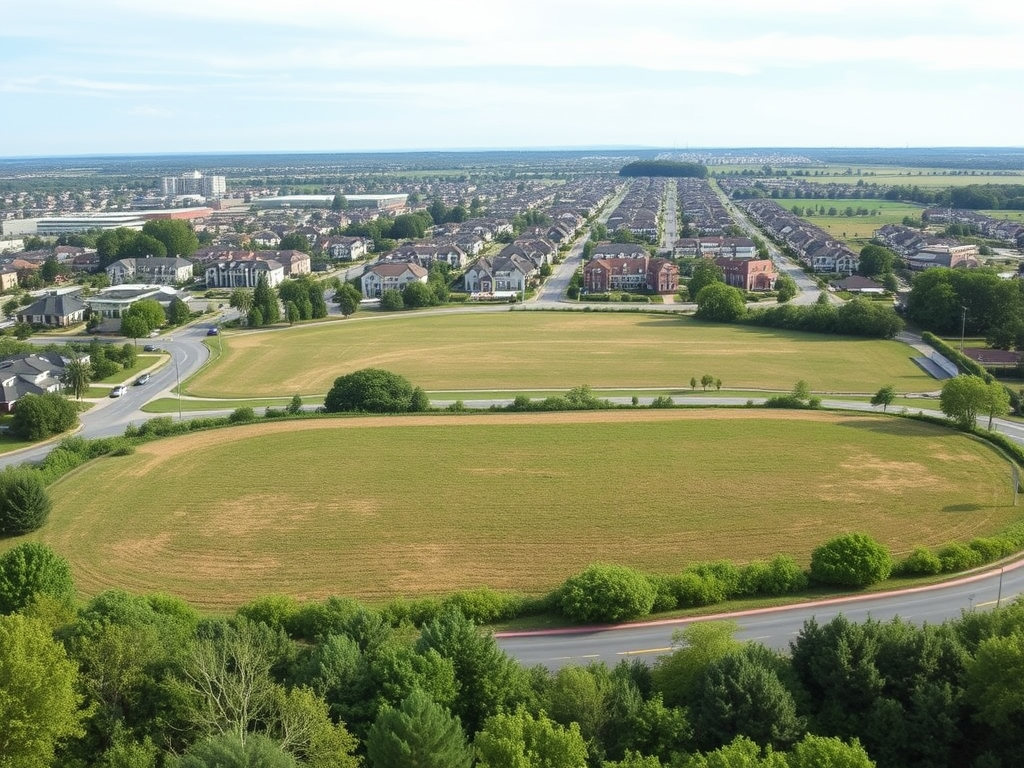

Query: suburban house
<box><xmin>584</xmin><ymin>256</ymin><xmax>679</xmax><ymax>294</ymax></box>
<box><xmin>0</xmin><ymin>351</ymin><xmax>79</xmax><ymax>412</ymax></box>
<box><xmin>322</xmin><ymin>236</ymin><xmax>368</xmax><ymax>261</ymax></box>
<box><xmin>360</xmin><ymin>262</ymin><xmax>429</xmax><ymax>298</ymax></box>
<box><xmin>251</xmin><ymin>230</ymin><xmax>281</xmax><ymax>247</ymax></box>
<box><xmin>85</xmin><ymin>284</ymin><xmax>193</xmax><ymax>319</ymax></box>
<box><xmin>674</xmin><ymin>237</ymin><xmax>757</xmax><ymax>259</ymax></box>
<box><xmin>462</xmin><ymin>254</ymin><xmax>537</xmax><ymax>295</ymax></box>
<box><xmin>205</xmin><ymin>259</ymin><xmax>285</xmax><ymax>289</ymax></box>
<box><xmin>591</xmin><ymin>243</ymin><xmax>649</xmax><ymax>260</ymax></box>
<box><xmin>16</xmin><ymin>291</ymin><xmax>87</xmax><ymax>327</ymax></box>
<box><xmin>106</xmin><ymin>256</ymin><xmax>194</xmax><ymax>286</ymax></box>
<box><xmin>390</xmin><ymin>243</ymin><xmax>468</xmax><ymax>269</ymax></box>
<box><xmin>265</xmin><ymin>250</ymin><xmax>311</xmax><ymax>277</ymax></box>
<box><xmin>714</xmin><ymin>258</ymin><xmax>777</xmax><ymax>291</ymax></box>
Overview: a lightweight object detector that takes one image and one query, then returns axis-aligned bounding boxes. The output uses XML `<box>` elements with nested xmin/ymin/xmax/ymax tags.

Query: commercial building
<box><xmin>253</xmin><ymin>194</ymin><xmax>407</xmax><ymax>211</ymax></box>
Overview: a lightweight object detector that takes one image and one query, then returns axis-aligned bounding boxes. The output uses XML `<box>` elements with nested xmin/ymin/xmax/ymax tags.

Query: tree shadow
<box><xmin>942</xmin><ymin>503</ymin><xmax>986</xmax><ymax>512</ymax></box>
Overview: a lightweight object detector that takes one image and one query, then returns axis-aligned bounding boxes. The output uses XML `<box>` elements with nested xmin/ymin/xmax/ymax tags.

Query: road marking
<box><xmin>976</xmin><ymin>600</ymin><xmax>999</xmax><ymax>608</ymax></box>
<box><xmin>618</xmin><ymin>647</ymin><xmax>672</xmax><ymax>656</ymax></box>
<box><xmin>580</xmin><ymin>654</ymin><xmax>600</xmax><ymax>658</ymax></box>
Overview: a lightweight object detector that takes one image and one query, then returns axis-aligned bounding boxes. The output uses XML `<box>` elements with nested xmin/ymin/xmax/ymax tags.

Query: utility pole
<box><xmin>961</xmin><ymin>305</ymin><xmax>967</xmax><ymax>352</ymax></box>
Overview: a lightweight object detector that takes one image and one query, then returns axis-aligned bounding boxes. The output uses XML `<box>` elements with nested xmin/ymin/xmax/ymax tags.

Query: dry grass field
<box><xmin>186</xmin><ymin>313</ymin><xmax>934</xmax><ymax>398</ymax></box>
<box><xmin>26</xmin><ymin>410</ymin><xmax>1017</xmax><ymax>611</ymax></box>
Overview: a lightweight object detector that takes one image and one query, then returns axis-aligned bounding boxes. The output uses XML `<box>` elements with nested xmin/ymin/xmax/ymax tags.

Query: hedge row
<box><xmin>920</xmin><ymin>331</ymin><xmax>989</xmax><ymax>378</ymax></box>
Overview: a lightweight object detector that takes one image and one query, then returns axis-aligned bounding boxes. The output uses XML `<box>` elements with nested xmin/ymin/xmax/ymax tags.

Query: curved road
<box><xmin>8</xmin><ymin>233</ymin><xmax>1024</xmax><ymax>668</ymax></box>
<box><xmin>498</xmin><ymin>559</ymin><xmax>1024</xmax><ymax>668</ymax></box>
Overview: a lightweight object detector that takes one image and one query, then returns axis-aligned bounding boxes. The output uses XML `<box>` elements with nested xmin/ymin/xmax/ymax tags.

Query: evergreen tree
<box><xmin>365</xmin><ymin>689</ymin><xmax>472</xmax><ymax>768</ymax></box>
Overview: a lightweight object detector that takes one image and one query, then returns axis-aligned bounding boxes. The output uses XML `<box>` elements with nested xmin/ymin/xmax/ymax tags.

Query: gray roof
<box><xmin>19</xmin><ymin>293</ymin><xmax>86</xmax><ymax>318</ymax></box>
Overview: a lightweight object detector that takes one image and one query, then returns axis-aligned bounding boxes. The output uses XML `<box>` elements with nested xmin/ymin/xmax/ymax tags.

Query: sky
<box><xmin>2</xmin><ymin>0</ymin><xmax>1023</xmax><ymax>156</ymax></box>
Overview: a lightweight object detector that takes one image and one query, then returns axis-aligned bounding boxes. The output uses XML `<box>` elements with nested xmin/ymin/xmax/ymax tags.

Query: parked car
<box><xmin>143</xmin><ymin>344</ymin><xmax>158</xmax><ymax>352</ymax></box>
<box><xmin>207</xmin><ymin>327</ymin><xmax>220</xmax><ymax>336</ymax></box>
<box><xmin>135</xmin><ymin>373</ymin><xmax>151</xmax><ymax>386</ymax></box>
<box><xmin>109</xmin><ymin>385</ymin><xmax>129</xmax><ymax>398</ymax></box>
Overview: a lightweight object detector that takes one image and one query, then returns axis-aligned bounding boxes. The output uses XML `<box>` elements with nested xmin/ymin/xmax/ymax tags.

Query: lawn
<box><xmin>185</xmin><ymin>313</ymin><xmax>934</xmax><ymax>398</ymax></box>
<box><xmin>25</xmin><ymin>410</ymin><xmax>1017</xmax><ymax>611</ymax></box>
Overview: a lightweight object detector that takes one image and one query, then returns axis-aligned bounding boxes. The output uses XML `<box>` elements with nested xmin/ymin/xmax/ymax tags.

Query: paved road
<box><xmin>710</xmin><ymin>180</ymin><xmax>829</xmax><ymax>306</ymax></box>
<box><xmin>498</xmin><ymin>558</ymin><xmax>1024</xmax><ymax>668</ymax></box>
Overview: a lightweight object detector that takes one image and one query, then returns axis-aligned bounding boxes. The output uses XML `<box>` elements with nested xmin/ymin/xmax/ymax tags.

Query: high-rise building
<box><xmin>160</xmin><ymin>171</ymin><xmax>226</xmax><ymax>199</ymax></box>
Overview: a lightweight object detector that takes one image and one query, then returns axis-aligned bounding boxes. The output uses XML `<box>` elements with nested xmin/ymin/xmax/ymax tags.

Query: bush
<box><xmin>968</xmin><ymin>537</ymin><xmax>1012</xmax><ymax>563</ymax></box>
<box><xmin>0</xmin><ymin>468</ymin><xmax>52</xmax><ymax>536</ymax></box>
<box><xmin>810</xmin><ymin>533</ymin><xmax>893</xmax><ymax>588</ymax></box>
<box><xmin>10</xmin><ymin>392</ymin><xmax>79</xmax><ymax>441</ymax></box>
<box><xmin>937</xmin><ymin>542</ymin><xmax>983</xmax><ymax>573</ymax></box>
<box><xmin>379</xmin><ymin>289</ymin><xmax>404</xmax><ymax>310</ymax></box>
<box><xmin>323</xmin><ymin>368</ymin><xmax>423</xmax><ymax>413</ymax></box>
<box><xmin>668</xmin><ymin>572</ymin><xmax>728</xmax><ymax>608</ymax></box>
<box><xmin>649</xmin><ymin>575</ymin><xmax>680</xmax><ymax>612</ymax></box>
<box><xmin>556</xmin><ymin>563</ymin><xmax>656</xmax><ymax>623</ymax></box>
<box><xmin>228</xmin><ymin>407</ymin><xmax>256</xmax><ymax>423</ymax></box>
<box><xmin>441</xmin><ymin>588</ymin><xmax>525</xmax><ymax>624</ymax></box>
<box><xmin>896</xmin><ymin>547</ymin><xmax>943</xmax><ymax>576</ymax></box>
<box><xmin>0</xmin><ymin>542</ymin><xmax>75</xmax><ymax>614</ymax></box>
<box><xmin>738</xmin><ymin>555</ymin><xmax>809</xmax><ymax>596</ymax></box>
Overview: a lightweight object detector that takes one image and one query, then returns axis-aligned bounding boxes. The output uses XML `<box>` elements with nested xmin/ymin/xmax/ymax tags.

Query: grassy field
<box><xmin>21</xmin><ymin>410</ymin><xmax>1016</xmax><ymax>610</ymax></box>
<box><xmin>711</xmin><ymin>165</ymin><xmax>1024</xmax><ymax>188</ymax></box>
<box><xmin>770</xmin><ymin>198</ymin><xmax>926</xmax><ymax>247</ymax></box>
<box><xmin>185</xmin><ymin>313</ymin><xmax>935</xmax><ymax>398</ymax></box>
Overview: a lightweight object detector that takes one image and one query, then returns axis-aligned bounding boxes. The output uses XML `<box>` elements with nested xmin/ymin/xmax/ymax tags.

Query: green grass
<box><xmin>770</xmin><ymin>198</ymin><xmax>927</xmax><ymax>248</ymax></box>
<box><xmin>92</xmin><ymin>354</ymin><xmax>164</xmax><ymax>385</ymax></box>
<box><xmin>141</xmin><ymin>397</ymin><xmax>319</xmax><ymax>414</ymax></box>
<box><xmin>21</xmin><ymin>410</ymin><xmax>1016</xmax><ymax>611</ymax></box>
<box><xmin>714</xmin><ymin>165</ymin><xmax>1024</xmax><ymax>188</ymax></box>
<box><xmin>186</xmin><ymin>313</ymin><xmax>935</xmax><ymax>398</ymax></box>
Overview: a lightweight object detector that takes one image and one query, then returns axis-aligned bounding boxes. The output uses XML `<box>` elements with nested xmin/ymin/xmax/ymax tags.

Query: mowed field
<box><xmin>186</xmin><ymin>313</ymin><xmax>934</xmax><ymax>398</ymax></box>
<box><xmin>27</xmin><ymin>410</ymin><xmax>1017</xmax><ymax>611</ymax></box>
<box><xmin>770</xmin><ymin>198</ymin><xmax>926</xmax><ymax>246</ymax></box>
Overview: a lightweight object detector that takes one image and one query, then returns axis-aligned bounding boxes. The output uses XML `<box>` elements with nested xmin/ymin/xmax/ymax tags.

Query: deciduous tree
<box><xmin>0</xmin><ymin>613</ymin><xmax>85</xmax><ymax>767</ymax></box>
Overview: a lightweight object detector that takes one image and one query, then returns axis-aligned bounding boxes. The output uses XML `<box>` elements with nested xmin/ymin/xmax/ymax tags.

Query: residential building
<box><xmin>361</xmin><ymin>262</ymin><xmax>429</xmax><ymax>297</ymax></box>
<box><xmin>0</xmin><ymin>351</ymin><xmax>77</xmax><ymax>412</ymax></box>
<box><xmin>462</xmin><ymin>254</ymin><xmax>537</xmax><ymax>295</ymax></box>
<box><xmin>0</xmin><ymin>267</ymin><xmax>18</xmax><ymax>291</ymax></box>
<box><xmin>16</xmin><ymin>292</ymin><xmax>87</xmax><ymax>326</ymax></box>
<box><xmin>106</xmin><ymin>257</ymin><xmax>194</xmax><ymax>286</ymax></box>
<box><xmin>583</xmin><ymin>255</ymin><xmax>679</xmax><ymax>294</ymax></box>
<box><xmin>85</xmin><ymin>284</ymin><xmax>194</xmax><ymax>319</ymax></box>
<box><xmin>205</xmin><ymin>259</ymin><xmax>285</xmax><ymax>289</ymax></box>
<box><xmin>714</xmin><ymin>258</ymin><xmax>777</xmax><ymax>291</ymax></box>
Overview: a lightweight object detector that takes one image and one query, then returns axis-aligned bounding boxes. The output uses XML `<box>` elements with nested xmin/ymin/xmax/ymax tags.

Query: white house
<box><xmin>360</xmin><ymin>262</ymin><xmax>429</xmax><ymax>298</ymax></box>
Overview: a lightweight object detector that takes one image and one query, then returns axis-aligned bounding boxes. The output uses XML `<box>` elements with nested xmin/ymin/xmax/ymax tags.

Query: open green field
<box><xmin>771</xmin><ymin>198</ymin><xmax>926</xmax><ymax>246</ymax></box>
<box><xmin>711</xmin><ymin>165</ymin><xmax>1024</xmax><ymax>188</ymax></box>
<box><xmin>186</xmin><ymin>313</ymin><xmax>935</xmax><ymax>398</ymax></box>
<box><xmin>21</xmin><ymin>410</ymin><xmax>1016</xmax><ymax>611</ymax></box>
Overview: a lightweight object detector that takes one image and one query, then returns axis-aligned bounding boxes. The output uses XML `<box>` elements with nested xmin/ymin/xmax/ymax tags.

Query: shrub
<box><xmin>556</xmin><ymin>564</ymin><xmax>656</xmax><ymax>623</ymax></box>
<box><xmin>810</xmin><ymin>533</ymin><xmax>893</xmax><ymax>588</ymax></box>
<box><xmin>738</xmin><ymin>556</ymin><xmax>809</xmax><ymax>596</ymax></box>
<box><xmin>228</xmin><ymin>407</ymin><xmax>256</xmax><ymax>423</ymax></box>
<box><xmin>897</xmin><ymin>547</ymin><xmax>943</xmax><ymax>576</ymax></box>
<box><xmin>937</xmin><ymin>542</ymin><xmax>983</xmax><ymax>573</ymax></box>
<box><xmin>236</xmin><ymin>594</ymin><xmax>301</xmax><ymax>631</ymax></box>
<box><xmin>688</xmin><ymin>561</ymin><xmax>742</xmax><ymax>597</ymax></box>
<box><xmin>669</xmin><ymin>572</ymin><xmax>728</xmax><ymax>608</ymax></box>
<box><xmin>0</xmin><ymin>542</ymin><xmax>75</xmax><ymax>614</ymax></box>
<box><xmin>968</xmin><ymin>537</ymin><xmax>1012</xmax><ymax>563</ymax></box>
<box><xmin>441</xmin><ymin>588</ymin><xmax>525</xmax><ymax>624</ymax></box>
<box><xmin>324</xmin><ymin>368</ymin><xmax>422</xmax><ymax>413</ymax></box>
<box><xmin>0</xmin><ymin>468</ymin><xmax>52</xmax><ymax>536</ymax></box>
<box><xmin>649</xmin><ymin>575</ymin><xmax>679</xmax><ymax>612</ymax></box>
<box><xmin>263</xmin><ymin>407</ymin><xmax>287</xmax><ymax>419</ymax></box>
<box><xmin>10</xmin><ymin>392</ymin><xmax>79</xmax><ymax>441</ymax></box>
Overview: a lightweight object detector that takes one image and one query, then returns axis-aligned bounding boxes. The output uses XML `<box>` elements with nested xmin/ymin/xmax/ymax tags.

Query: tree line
<box><xmin>5</xmin><ymin>536</ymin><xmax>1024</xmax><ymax>768</ymax></box>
